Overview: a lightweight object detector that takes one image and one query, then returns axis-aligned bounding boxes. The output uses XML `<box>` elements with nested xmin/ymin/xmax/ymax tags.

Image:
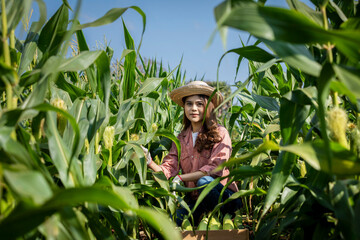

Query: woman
<box><xmin>144</xmin><ymin>81</ymin><xmax>242</xmax><ymax>225</ymax></box>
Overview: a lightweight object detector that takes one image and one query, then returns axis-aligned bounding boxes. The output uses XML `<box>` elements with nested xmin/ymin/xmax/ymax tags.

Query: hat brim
<box><xmin>169</xmin><ymin>84</ymin><xmax>223</xmax><ymax>107</ymax></box>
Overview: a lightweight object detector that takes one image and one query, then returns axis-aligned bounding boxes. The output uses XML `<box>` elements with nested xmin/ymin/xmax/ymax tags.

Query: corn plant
<box><xmin>0</xmin><ymin>0</ymin><xmax>186</xmax><ymax>239</ymax></box>
<box><xmin>213</xmin><ymin>0</ymin><xmax>360</xmax><ymax>239</ymax></box>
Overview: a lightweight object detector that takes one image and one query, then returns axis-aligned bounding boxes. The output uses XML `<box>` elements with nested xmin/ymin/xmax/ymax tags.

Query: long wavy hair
<box><xmin>182</xmin><ymin>95</ymin><xmax>222</xmax><ymax>152</ymax></box>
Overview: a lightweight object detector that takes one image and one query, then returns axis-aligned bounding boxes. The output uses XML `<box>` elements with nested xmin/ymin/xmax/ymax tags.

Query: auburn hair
<box><xmin>182</xmin><ymin>95</ymin><xmax>222</xmax><ymax>152</ymax></box>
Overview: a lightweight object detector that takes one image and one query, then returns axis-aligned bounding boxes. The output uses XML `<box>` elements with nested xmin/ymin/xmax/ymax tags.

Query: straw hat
<box><xmin>169</xmin><ymin>81</ymin><xmax>223</xmax><ymax>107</ymax></box>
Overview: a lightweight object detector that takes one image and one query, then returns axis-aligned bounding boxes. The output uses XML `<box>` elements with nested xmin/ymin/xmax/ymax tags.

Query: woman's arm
<box><xmin>143</xmin><ymin>142</ymin><xmax>180</xmax><ymax>179</ymax></box>
<box><xmin>147</xmin><ymin>160</ymin><xmax>162</xmax><ymax>172</ymax></box>
<box><xmin>178</xmin><ymin>171</ymin><xmax>206</xmax><ymax>182</ymax></box>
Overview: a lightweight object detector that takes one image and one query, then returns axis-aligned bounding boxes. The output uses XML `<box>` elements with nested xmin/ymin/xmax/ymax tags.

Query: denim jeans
<box><xmin>176</xmin><ymin>176</ymin><xmax>243</xmax><ymax>226</ymax></box>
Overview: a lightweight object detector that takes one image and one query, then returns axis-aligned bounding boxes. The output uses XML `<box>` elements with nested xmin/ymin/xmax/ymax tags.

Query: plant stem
<box><xmin>320</xmin><ymin>4</ymin><xmax>333</xmax><ymax>63</ymax></box>
<box><xmin>10</xmin><ymin>29</ymin><xmax>14</xmax><ymax>49</ymax></box>
<box><xmin>5</xmin><ymin>79</ymin><xmax>12</xmax><ymax>109</ymax></box>
<box><xmin>1</xmin><ymin>0</ymin><xmax>10</xmax><ymax>66</ymax></box>
<box><xmin>1</xmin><ymin>0</ymin><xmax>14</xmax><ymax>110</ymax></box>
<box><xmin>108</xmin><ymin>148</ymin><xmax>112</xmax><ymax>167</ymax></box>
<box><xmin>332</xmin><ymin>91</ymin><xmax>339</xmax><ymax>107</ymax></box>
<box><xmin>321</xmin><ymin>4</ymin><xmax>338</xmax><ymax>108</ymax></box>
<box><xmin>95</xmin><ymin>131</ymin><xmax>100</xmax><ymax>154</ymax></box>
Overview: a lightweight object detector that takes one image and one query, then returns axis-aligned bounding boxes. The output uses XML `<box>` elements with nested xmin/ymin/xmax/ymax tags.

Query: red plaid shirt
<box><xmin>160</xmin><ymin>125</ymin><xmax>238</xmax><ymax>193</ymax></box>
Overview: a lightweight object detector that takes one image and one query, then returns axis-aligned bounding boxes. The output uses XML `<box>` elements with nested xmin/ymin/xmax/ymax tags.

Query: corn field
<box><xmin>1</xmin><ymin>0</ymin><xmax>360</xmax><ymax>239</ymax></box>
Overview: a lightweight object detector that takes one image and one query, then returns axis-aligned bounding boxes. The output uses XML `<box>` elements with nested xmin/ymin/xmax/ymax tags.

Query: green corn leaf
<box><xmin>40</xmin><ymin>51</ymin><xmax>102</xmax><ymax>75</ymax></box>
<box><xmin>62</xmin><ymin>99</ymin><xmax>87</xmax><ymax>154</ymax></box>
<box><xmin>261</xmin><ymin>97</ymin><xmax>310</xmax><ymax>218</ymax></box>
<box><xmin>252</xmin><ymin>93</ymin><xmax>279</xmax><ymax>112</ymax></box>
<box><xmin>58</xmin><ymin>207</ymin><xmax>90</xmax><ymax>240</ymax></box>
<box><xmin>1</xmin><ymin>0</ymin><xmax>32</xmax><ymax>31</ymax></box>
<box><xmin>74</xmin><ymin>7</ymin><xmax>144</xmax><ymax>32</ymax></box>
<box><xmin>191</xmin><ymin>177</ymin><xmax>221</xmax><ymax>214</ymax></box>
<box><xmin>75</xmin><ymin>27</ymin><xmax>89</xmax><ymax>51</ymax></box>
<box><xmin>83</xmin><ymin>138</ymin><xmax>98</xmax><ymax>186</ymax></box>
<box><xmin>255</xmin><ymin>58</ymin><xmax>280</xmax><ymax>73</ymax></box>
<box><xmin>216</xmin><ymin>2</ymin><xmax>360</xmax><ymax>62</ymax></box>
<box><xmin>113</xmin><ymin>98</ymin><xmax>136</xmax><ymax>135</ymax></box>
<box><xmin>229</xmin><ymin>165</ymin><xmax>272</xmax><ymax>179</ymax></box>
<box><xmin>170</xmin><ymin>183</ymin><xmax>204</xmax><ymax>192</ymax></box>
<box><xmin>55</xmin><ymin>73</ymin><xmax>87</xmax><ymax>101</ymax></box>
<box><xmin>286</xmin><ymin>0</ymin><xmax>323</xmax><ymax>26</ymax></box>
<box><xmin>259</xmin><ymin>77</ymin><xmax>279</xmax><ymax>94</ymax></box>
<box><xmin>0</xmin><ymin>126</ymin><xmax>34</xmax><ymax>167</ymax></box>
<box><xmin>22</xmin><ymin>50</ymin><xmax>104</xmax><ymax>109</ymax></box>
<box><xmin>152</xmin><ymin>171</ymin><xmax>170</xmax><ymax>191</ymax></box>
<box><xmin>330</xmin><ymin>181</ymin><xmax>356</xmax><ymax>239</ymax></box>
<box><xmin>333</xmin><ymin>64</ymin><xmax>360</xmax><ymax>99</ymax></box>
<box><xmin>317</xmin><ymin>63</ymin><xmax>336</xmax><ymax>170</ymax></box>
<box><xmin>282</xmin><ymin>87</ymin><xmax>318</xmax><ymax>107</ymax></box>
<box><xmin>128</xmin><ymin>144</ymin><xmax>147</xmax><ymax>184</ymax></box>
<box><xmin>281</xmin><ymin>141</ymin><xmax>360</xmax><ymax>175</ymax></box>
<box><xmin>19</xmin><ymin>69</ymin><xmax>41</xmax><ymax>87</ymax></box>
<box><xmin>0</xmin><ymin>62</ymin><xmax>17</xmax><ymax>94</ymax></box>
<box><xmin>31</xmin><ymin>0</ymin><xmax>47</xmax><ymax>32</ymax></box>
<box><xmin>263</xmin><ymin>124</ymin><xmax>280</xmax><ymax>137</ymax></box>
<box><xmin>122</xmin><ymin>20</ymin><xmax>136</xmax><ymax>100</ymax></box>
<box><xmin>129</xmin><ymin>183</ymin><xmax>172</xmax><ymax>198</ymax></box>
<box><xmin>45</xmin><ymin>111</ymin><xmax>82</xmax><ymax>187</ymax></box>
<box><xmin>17</xmin><ymin>41</ymin><xmax>37</xmax><ymax>75</ymax></box>
<box><xmin>137</xmin><ymin>77</ymin><xmax>165</xmax><ymax>96</ymax></box>
<box><xmin>223</xmin><ymin>46</ymin><xmax>275</xmax><ymax>63</ymax></box>
<box><xmin>215</xmin><ymin>76</ymin><xmax>251</xmax><ymax>112</ymax></box>
<box><xmin>98</xmin><ymin>207</ymin><xmax>127</xmax><ymax>239</ymax></box>
<box><xmin>264</xmin><ymin>40</ymin><xmax>322</xmax><ymax>77</ymax></box>
<box><xmin>33</xmin><ymin>102</ymin><xmax>80</xmax><ymax>160</ymax></box>
<box><xmin>76</xmin><ymin>28</ymin><xmax>97</xmax><ymax>93</ymax></box>
<box><xmin>280</xmin><ymin>98</ymin><xmax>310</xmax><ymax>144</ymax></box>
<box><xmin>3</xmin><ymin>168</ymin><xmax>53</xmax><ymax>205</ymax></box>
<box><xmin>81</xmin><ymin>208</ymin><xmax>114</xmax><ymax>240</ymax></box>
<box><xmin>155</xmin><ymin>128</ymin><xmax>181</xmax><ymax>162</ymax></box>
<box><xmin>37</xmin><ymin>4</ymin><xmax>68</xmax><ymax>59</ymax></box>
<box><xmin>95</xmin><ymin>51</ymin><xmax>111</xmax><ymax>113</ymax></box>
<box><xmin>213</xmin><ymin>187</ymin><xmax>266</xmax><ymax>213</ymax></box>
<box><xmin>56</xmin><ymin>50</ymin><xmax>102</xmax><ymax>72</ymax></box>
<box><xmin>230</xmin><ymin>140</ymin><xmax>248</xmax><ymax>158</ymax></box>
<box><xmin>341</xmin><ymin>17</ymin><xmax>360</xmax><ymax>30</ymax></box>
<box><xmin>0</xmin><ymin>200</ymin><xmax>55</xmax><ymax>240</ymax></box>
<box><xmin>262</xmin><ymin>151</ymin><xmax>298</xmax><ymax>219</ymax></box>
<box><xmin>330</xmin><ymin>80</ymin><xmax>357</xmax><ymax>105</ymax></box>
<box><xmin>0</xmin><ymin>185</ymin><xmax>135</xmax><ymax>239</ymax></box>
<box><xmin>219</xmin><ymin>141</ymin><xmax>280</xmax><ymax>169</ymax></box>
<box><xmin>135</xmin><ymin>207</ymin><xmax>181</xmax><ymax>240</ymax></box>
<box><xmin>86</xmin><ymin>98</ymin><xmax>106</xmax><ymax>143</ymax></box>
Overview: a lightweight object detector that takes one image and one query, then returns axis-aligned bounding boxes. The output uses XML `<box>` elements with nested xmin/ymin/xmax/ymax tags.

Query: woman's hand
<box><xmin>140</xmin><ymin>146</ymin><xmax>152</xmax><ymax>165</ymax></box>
<box><xmin>141</xmin><ymin>146</ymin><xmax>163</xmax><ymax>172</ymax></box>
<box><xmin>172</xmin><ymin>175</ymin><xmax>183</xmax><ymax>185</ymax></box>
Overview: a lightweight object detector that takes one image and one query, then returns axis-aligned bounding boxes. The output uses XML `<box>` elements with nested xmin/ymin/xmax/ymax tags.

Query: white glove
<box><xmin>141</xmin><ymin>146</ymin><xmax>152</xmax><ymax>165</ymax></box>
<box><xmin>172</xmin><ymin>175</ymin><xmax>183</xmax><ymax>185</ymax></box>
<box><xmin>172</xmin><ymin>175</ymin><xmax>183</xmax><ymax>198</ymax></box>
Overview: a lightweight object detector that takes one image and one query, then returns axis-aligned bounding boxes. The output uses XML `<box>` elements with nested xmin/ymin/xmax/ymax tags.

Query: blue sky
<box><xmin>23</xmin><ymin>0</ymin><xmax>314</xmax><ymax>86</ymax></box>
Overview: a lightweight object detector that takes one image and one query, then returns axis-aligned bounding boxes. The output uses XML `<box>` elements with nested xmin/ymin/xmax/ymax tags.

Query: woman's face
<box><xmin>184</xmin><ymin>95</ymin><xmax>205</xmax><ymax>124</ymax></box>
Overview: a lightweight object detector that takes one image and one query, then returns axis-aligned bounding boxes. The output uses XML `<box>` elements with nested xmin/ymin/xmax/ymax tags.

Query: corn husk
<box><xmin>181</xmin><ymin>218</ymin><xmax>193</xmax><ymax>231</ymax></box>
<box><xmin>327</xmin><ymin>107</ymin><xmax>348</xmax><ymax>148</ymax></box>
<box><xmin>222</xmin><ymin>213</ymin><xmax>234</xmax><ymax>230</ymax></box>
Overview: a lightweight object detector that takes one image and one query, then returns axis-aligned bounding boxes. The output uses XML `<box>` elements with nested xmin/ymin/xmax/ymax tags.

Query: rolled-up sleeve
<box><xmin>160</xmin><ymin>142</ymin><xmax>180</xmax><ymax>179</ymax></box>
<box><xmin>198</xmin><ymin>127</ymin><xmax>232</xmax><ymax>176</ymax></box>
